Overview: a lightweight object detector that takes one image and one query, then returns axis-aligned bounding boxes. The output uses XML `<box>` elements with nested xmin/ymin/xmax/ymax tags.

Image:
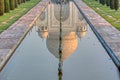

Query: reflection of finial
<box><xmin>58</xmin><ymin>53</ymin><xmax>63</xmax><ymax>80</ymax></box>
<box><xmin>58</xmin><ymin>65</ymin><xmax>63</xmax><ymax>80</ymax></box>
<box><xmin>58</xmin><ymin>3</ymin><xmax>63</xmax><ymax>80</ymax></box>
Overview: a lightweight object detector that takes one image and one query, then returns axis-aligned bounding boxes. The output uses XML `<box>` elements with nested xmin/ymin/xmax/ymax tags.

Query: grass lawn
<box><xmin>82</xmin><ymin>0</ymin><xmax>120</xmax><ymax>31</ymax></box>
<box><xmin>0</xmin><ymin>0</ymin><xmax>41</xmax><ymax>33</ymax></box>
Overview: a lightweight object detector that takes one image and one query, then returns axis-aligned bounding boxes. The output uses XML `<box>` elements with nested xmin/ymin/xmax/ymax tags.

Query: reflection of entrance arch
<box><xmin>54</xmin><ymin>3</ymin><xmax>69</xmax><ymax>22</ymax></box>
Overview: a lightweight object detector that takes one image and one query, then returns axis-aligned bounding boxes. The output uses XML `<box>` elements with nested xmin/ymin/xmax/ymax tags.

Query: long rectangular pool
<box><xmin>0</xmin><ymin>1</ymin><xmax>119</xmax><ymax>80</ymax></box>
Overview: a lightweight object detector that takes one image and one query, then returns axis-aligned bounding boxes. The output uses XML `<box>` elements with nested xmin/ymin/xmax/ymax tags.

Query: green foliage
<box><xmin>0</xmin><ymin>0</ymin><xmax>4</xmax><ymax>16</ymax></box>
<box><xmin>99</xmin><ymin>0</ymin><xmax>102</xmax><ymax>4</ymax></box>
<box><xmin>0</xmin><ymin>0</ymin><xmax>41</xmax><ymax>33</ymax></box>
<box><xmin>99</xmin><ymin>0</ymin><xmax>119</xmax><ymax>10</ymax></box>
<box><xmin>18</xmin><ymin>0</ymin><xmax>21</xmax><ymax>4</ymax></box>
<box><xmin>110</xmin><ymin>0</ymin><xmax>114</xmax><ymax>9</ymax></box>
<box><xmin>9</xmin><ymin>0</ymin><xmax>15</xmax><ymax>10</ymax></box>
<box><xmin>4</xmin><ymin>0</ymin><xmax>10</xmax><ymax>12</ymax></box>
<box><xmin>106</xmin><ymin>0</ymin><xmax>110</xmax><ymax>6</ymax></box>
<box><xmin>23</xmin><ymin>0</ymin><xmax>26</xmax><ymax>3</ymax></box>
<box><xmin>101</xmin><ymin>0</ymin><xmax>106</xmax><ymax>5</ymax></box>
<box><xmin>15</xmin><ymin>0</ymin><xmax>18</xmax><ymax>8</ymax></box>
<box><xmin>114</xmin><ymin>0</ymin><xmax>119</xmax><ymax>10</ymax></box>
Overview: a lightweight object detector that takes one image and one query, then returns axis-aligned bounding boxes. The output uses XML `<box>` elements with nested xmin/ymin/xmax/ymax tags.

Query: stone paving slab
<box><xmin>0</xmin><ymin>49</ymin><xmax>10</xmax><ymax>63</ymax></box>
<box><xmin>0</xmin><ymin>38</ymin><xmax>19</xmax><ymax>49</ymax></box>
<box><xmin>0</xmin><ymin>0</ymin><xmax>50</xmax><ymax>70</ymax></box>
<box><xmin>74</xmin><ymin>0</ymin><xmax>120</xmax><ymax>60</ymax></box>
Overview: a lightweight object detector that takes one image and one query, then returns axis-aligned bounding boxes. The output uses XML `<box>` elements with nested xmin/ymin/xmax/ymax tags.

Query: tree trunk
<box><xmin>0</xmin><ymin>0</ymin><xmax>4</xmax><ymax>16</ymax></box>
<box><xmin>110</xmin><ymin>0</ymin><xmax>114</xmax><ymax>9</ymax></box>
<box><xmin>15</xmin><ymin>0</ymin><xmax>18</xmax><ymax>8</ymax></box>
<box><xmin>106</xmin><ymin>0</ymin><xmax>110</xmax><ymax>6</ymax></box>
<box><xmin>21</xmin><ymin>0</ymin><xmax>23</xmax><ymax>3</ymax></box>
<box><xmin>99</xmin><ymin>0</ymin><xmax>102</xmax><ymax>4</ymax></box>
<box><xmin>114</xmin><ymin>0</ymin><xmax>119</xmax><ymax>10</ymax></box>
<box><xmin>23</xmin><ymin>0</ymin><xmax>26</xmax><ymax>3</ymax></box>
<box><xmin>101</xmin><ymin>0</ymin><xmax>106</xmax><ymax>5</ymax></box>
<box><xmin>9</xmin><ymin>0</ymin><xmax>15</xmax><ymax>10</ymax></box>
<box><xmin>4</xmin><ymin>0</ymin><xmax>10</xmax><ymax>12</ymax></box>
<box><xmin>18</xmin><ymin>0</ymin><xmax>21</xmax><ymax>5</ymax></box>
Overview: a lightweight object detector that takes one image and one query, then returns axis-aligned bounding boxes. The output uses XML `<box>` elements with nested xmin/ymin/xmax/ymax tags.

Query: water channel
<box><xmin>0</xmin><ymin>1</ymin><xmax>120</xmax><ymax>80</ymax></box>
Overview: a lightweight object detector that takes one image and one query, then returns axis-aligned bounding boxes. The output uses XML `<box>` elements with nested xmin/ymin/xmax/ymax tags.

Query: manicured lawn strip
<box><xmin>0</xmin><ymin>0</ymin><xmax>41</xmax><ymax>33</ymax></box>
<box><xmin>82</xmin><ymin>0</ymin><xmax>120</xmax><ymax>30</ymax></box>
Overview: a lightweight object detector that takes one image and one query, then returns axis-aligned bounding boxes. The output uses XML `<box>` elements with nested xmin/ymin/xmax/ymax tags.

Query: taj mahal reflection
<box><xmin>35</xmin><ymin>1</ymin><xmax>88</xmax><ymax>80</ymax></box>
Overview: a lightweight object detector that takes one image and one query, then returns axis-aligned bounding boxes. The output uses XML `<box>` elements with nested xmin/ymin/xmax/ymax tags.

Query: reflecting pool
<box><xmin>0</xmin><ymin>1</ymin><xmax>120</xmax><ymax>80</ymax></box>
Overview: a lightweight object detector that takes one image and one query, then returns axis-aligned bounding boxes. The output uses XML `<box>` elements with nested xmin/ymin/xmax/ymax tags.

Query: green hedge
<box><xmin>15</xmin><ymin>0</ymin><xmax>18</xmax><ymax>8</ymax></box>
<box><xmin>4</xmin><ymin>0</ymin><xmax>10</xmax><ymax>12</ymax></box>
<box><xmin>9</xmin><ymin>0</ymin><xmax>15</xmax><ymax>10</ymax></box>
<box><xmin>0</xmin><ymin>0</ymin><xmax>4</xmax><ymax>16</ymax></box>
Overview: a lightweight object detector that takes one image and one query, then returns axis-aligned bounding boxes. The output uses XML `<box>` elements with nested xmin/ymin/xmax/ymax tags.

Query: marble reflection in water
<box><xmin>35</xmin><ymin>1</ymin><xmax>88</xmax><ymax>80</ymax></box>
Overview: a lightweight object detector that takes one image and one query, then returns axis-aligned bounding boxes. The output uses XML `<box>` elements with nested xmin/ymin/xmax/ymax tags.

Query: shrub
<box><xmin>4</xmin><ymin>0</ymin><xmax>10</xmax><ymax>12</ymax></box>
<box><xmin>0</xmin><ymin>0</ymin><xmax>4</xmax><ymax>16</ymax></box>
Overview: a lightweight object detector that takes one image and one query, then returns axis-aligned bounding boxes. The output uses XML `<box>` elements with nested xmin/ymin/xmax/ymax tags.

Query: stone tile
<box><xmin>0</xmin><ymin>29</ymin><xmax>24</xmax><ymax>39</ymax></box>
<box><xmin>0</xmin><ymin>49</ymin><xmax>10</xmax><ymax>63</ymax></box>
<box><xmin>0</xmin><ymin>38</ymin><xmax>19</xmax><ymax>49</ymax></box>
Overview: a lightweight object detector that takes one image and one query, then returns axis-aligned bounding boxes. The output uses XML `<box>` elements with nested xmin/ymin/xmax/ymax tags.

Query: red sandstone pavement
<box><xmin>74</xmin><ymin>0</ymin><xmax>120</xmax><ymax>59</ymax></box>
<box><xmin>0</xmin><ymin>0</ymin><xmax>50</xmax><ymax>70</ymax></box>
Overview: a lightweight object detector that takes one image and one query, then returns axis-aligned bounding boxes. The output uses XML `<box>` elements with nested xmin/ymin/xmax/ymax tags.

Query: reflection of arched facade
<box><xmin>35</xmin><ymin>1</ymin><xmax>88</xmax><ymax>61</ymax></box>
<box><xmin>54</xmin><ymin>3</ymin><xmax>69</xmax><ymax>21</ymax></box>
<box><xmin>36</xmin><ymin>1</ymin><xmax>88</xmax><ymax>31</ymax></box>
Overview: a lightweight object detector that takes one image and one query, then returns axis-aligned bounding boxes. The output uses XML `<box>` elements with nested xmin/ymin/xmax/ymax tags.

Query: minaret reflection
<box><xmin>76</xmin><ymin>21</ymin><xmax>88</xmax><ymax>39</ymax></box>
<box><xmin>37</xmin><ymin>25</ymin><xmax>48</xmax><ymax>39</ymax></box>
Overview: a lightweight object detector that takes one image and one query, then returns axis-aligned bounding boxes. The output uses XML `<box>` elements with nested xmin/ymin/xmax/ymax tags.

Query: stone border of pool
<box><xmin>0</xmin><ymin>0</ymin><xmax>50</xmax><ymax>71</ymax></box>
<box><xmin>74</xmin><ymin>0</ymin><xmax>120</xmax><ymax>67</ymax></box>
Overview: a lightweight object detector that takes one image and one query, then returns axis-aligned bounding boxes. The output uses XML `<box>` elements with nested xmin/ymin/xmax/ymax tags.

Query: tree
<box><xmin>114</xmin><ymin>0</ymin><xmax>119</xmax><ymax>10</ymax></box>
<box><xmin>15</xmin><ymin>0</ymin><xmax>18</xmax><ymax>8</ymax></box>
<box><xmin>21</xmin><ymin>0</ymin><xmax>23</xmax><ymax>3</ymax></box>
<box><xmin>101</xmin><ymin>0</ymin><xmax>106</xmax><ymax>5</ymax></box>
<box><xmin>99</xmin><ymin>0</ymin><xmax>102</xmax><ymax>4</ymax></box>
<box><xmin>106</xmin><ymin>0</ymin><xmax>110</xmax><ymax>6</ymax></box>
<box><xmin>0</xmin><ymin>0</ymin><xmax>4</xmax><ymax>16</ymax></box>
<box><xmin>23</xmin><ymin>0</ymin><xmax>26</xmax><ymax>3</ymax></box>
<box><xmin>4</xmin><ymin>0</ymin><xmax>10</xmax><ymax>12</ymax></box>
<box><xmin>18</xmin><ymin>0</ymin><xmax>21</xmax><ymax>5</ymax></box>
<box><xmin>110</xmin><ymin>0</ymin><xmax>114</xmax><ymax>9</ymax></box>
<box><xmin>9</xmin><ymin>0</ymin><xmax>15</xmax><ymax>10</ymax></box>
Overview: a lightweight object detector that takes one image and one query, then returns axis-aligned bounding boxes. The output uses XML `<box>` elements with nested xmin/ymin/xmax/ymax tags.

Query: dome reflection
<box><xmin>47</xmin><ymin>31</ymin><xmax>78</xmax><ymax>61</ymax></box>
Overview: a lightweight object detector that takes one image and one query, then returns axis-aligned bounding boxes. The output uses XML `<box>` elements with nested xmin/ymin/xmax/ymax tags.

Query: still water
<box><xmin>0</xmin><ymin>1</ymin><xmax>120</xmax><ymax>80</ymax></box>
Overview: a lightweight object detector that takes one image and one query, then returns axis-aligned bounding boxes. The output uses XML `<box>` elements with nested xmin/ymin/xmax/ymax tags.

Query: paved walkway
<box><xmin>74</xmin><ymin>0</ymin><xmax>120</xmax><ymax>60</ymax></box>
<box><xmin>0</xmin><ymin>0</ymin><xmax>50</xmax><ymax>70</ymax></box>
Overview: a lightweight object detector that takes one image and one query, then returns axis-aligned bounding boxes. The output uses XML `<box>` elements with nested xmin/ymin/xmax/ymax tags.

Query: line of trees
<box><xmin>0</xmin><ymin>0</ymin><xmax>30</xmax><ymax>16</ymax></box>
<box><xmin>96</xmin><ymin>0</ymin><xmax>119</xmax><ymax>10</ymax></box>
